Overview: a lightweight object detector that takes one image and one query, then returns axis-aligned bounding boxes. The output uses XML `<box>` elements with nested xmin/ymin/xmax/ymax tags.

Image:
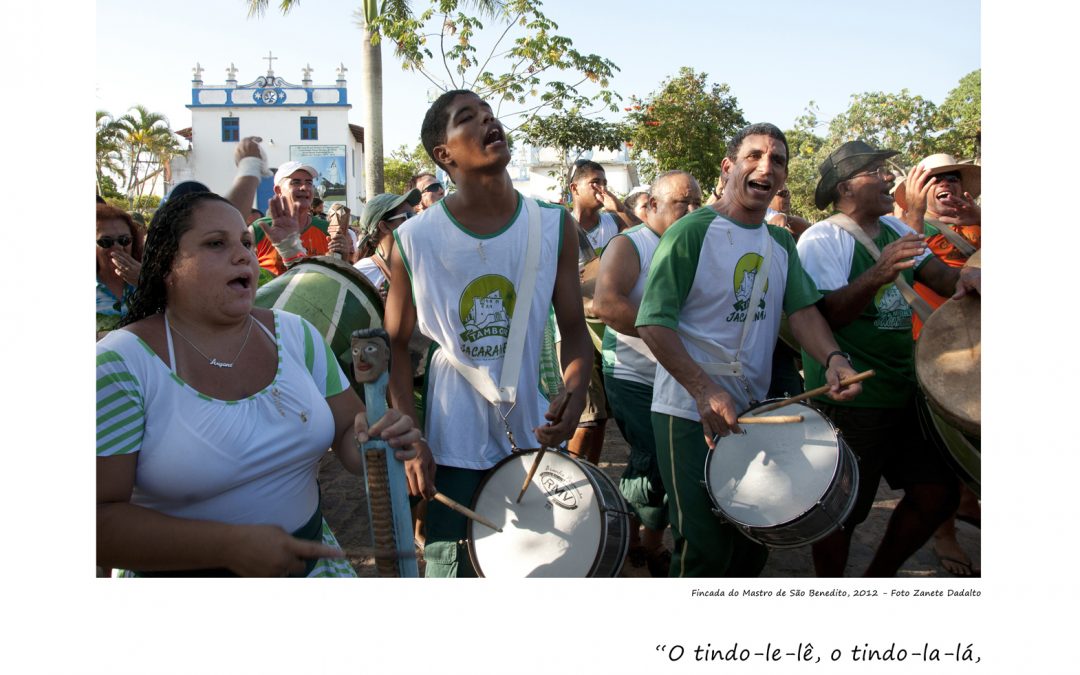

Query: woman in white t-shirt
<box><xmin>95</xmin><ymin>191</ymin><xmax>421</xmax><ymax>577</ymax></box>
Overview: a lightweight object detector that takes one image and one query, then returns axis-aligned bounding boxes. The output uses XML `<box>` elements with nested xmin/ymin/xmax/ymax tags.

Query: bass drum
<box><xmin>467</xmin><ymin>450</ymin><xmax>630</xmax><ymax>577</ymax></box>
<box><xmin>704</xmin><ymin>401</ymin><xmax>859</xmax><ymax>549</ymax></box>
<box><xmin>915</xmin><ymin>288</ymin><xmax>981</xmax><ymax>496</ymax></box>
<box><xmin>254</xmin><ymin>256</ymin><xmax>384</xmax><ymax>390</ymax></box>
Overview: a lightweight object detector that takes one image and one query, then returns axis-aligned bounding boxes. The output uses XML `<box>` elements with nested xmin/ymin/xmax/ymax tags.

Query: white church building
<box><xmin>168</xmin><ymin>54</ymin><xmax>366</xmax><ymax>214</ymax></box>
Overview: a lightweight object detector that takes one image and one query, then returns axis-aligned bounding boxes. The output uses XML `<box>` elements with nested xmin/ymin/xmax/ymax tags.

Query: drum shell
<box><xmin>254</xmin><ymin>256</ymin><xmax>384</xmax><ymax>390</ymax></box>
<box><xmin>466</xmin><ymin>450</ymin><xmax>630</xmax><ymax>578</ymax></box>
<box><xmin>704</xmin><ymin>401</ymin><xmax>860</xmax><ymax>549</ymax></box>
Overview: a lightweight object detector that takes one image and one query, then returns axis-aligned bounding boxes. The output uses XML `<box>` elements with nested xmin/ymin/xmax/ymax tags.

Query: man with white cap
<box><xmin>796</xmin><ymin>140</ymin><xmax>981</xmax><ymax>577</ymax></box>
<box><xmin>250</xmin><ymin>161</ymin><xmax>331</xmax><ymax>276</ymax></box>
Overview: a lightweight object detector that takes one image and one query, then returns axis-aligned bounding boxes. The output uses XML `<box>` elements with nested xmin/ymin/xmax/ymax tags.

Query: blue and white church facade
<box><xmin>169</xmin><ymin>54</ymin><xmax>366</xmax><ymax>214</ymax></box>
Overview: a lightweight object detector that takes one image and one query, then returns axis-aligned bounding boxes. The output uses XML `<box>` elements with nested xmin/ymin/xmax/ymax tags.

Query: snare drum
<box><xmin>704</xmin><ymin>401</ymin><xmax>859</xmax><ymax>549</ymax></box>
<box><xmin>466</xmin><ymin>450</ymin><xmax>630</xmax><ymax>577</ymax></box>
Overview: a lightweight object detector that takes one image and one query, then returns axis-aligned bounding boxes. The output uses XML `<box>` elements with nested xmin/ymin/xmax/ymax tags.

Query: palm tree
<box><xmin>96</xmin><ymin>110</ymin><xmax>125</xmax><ymax>198</ymax></box>
<box><xmin>115</xmin><ymin>105</ymin><xmax>184</xmax><ymax>208</ymax></box>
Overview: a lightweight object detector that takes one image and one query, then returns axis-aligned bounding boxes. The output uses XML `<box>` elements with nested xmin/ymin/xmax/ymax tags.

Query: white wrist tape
<box><xmin>237</xmin><ymin>156</ymin><xmax>270</xmax><ymax>179</ymax></box>
<box><xmin>272</xmin><ymin>232</ymin><xmax>306</xmax><ymax>259</ymax></box>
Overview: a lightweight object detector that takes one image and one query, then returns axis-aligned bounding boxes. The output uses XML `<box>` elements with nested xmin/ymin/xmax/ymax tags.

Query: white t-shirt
<box><xmin>636</xmin><ymin>209</ymin><xmax>821</xmax><ymax>419</ymax></box>
<box><xmin>95</xmin><ymin>310</ymin><xmax>349</xmax><ymax>533</ymax></box>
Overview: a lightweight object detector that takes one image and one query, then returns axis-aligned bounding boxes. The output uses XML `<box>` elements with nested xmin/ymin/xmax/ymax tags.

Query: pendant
<box><xmin>209</xmin><ymin>358</ymin><xmax>234</xmax><ymax>368</ymax></box>
<box><xmin>271</xmin><ymin>386</ymin><xmax>286</xmax><ymax>417</ymax></box>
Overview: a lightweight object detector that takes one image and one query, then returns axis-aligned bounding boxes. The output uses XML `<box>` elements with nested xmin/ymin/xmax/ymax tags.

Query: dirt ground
<box><xmin>319</xmin><ymin>422</ymin><xmax>980</xmax><ymax>578</ymax></box>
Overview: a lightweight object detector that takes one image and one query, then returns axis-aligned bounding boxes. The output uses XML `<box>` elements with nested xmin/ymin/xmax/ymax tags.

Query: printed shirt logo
<box><xmin>725</xmin><ymin>253</ymin><xmax>769</xmax><ymax>323</ymax></box>
<box><xmin>873</xmin><ymin>284</ymin><xmax>911</xmax><ymax>330</ymax></box>
<box><xmin>458</xmin><ymin>274</ymin><xmax>517</xmax><ymax>360</ymax></box>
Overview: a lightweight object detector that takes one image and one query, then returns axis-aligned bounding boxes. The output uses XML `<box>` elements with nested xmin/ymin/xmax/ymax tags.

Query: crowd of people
<box><xmin>96</xmin><ymin>88</ymin><xmax>981</xmax><ymax>578</ymax></box>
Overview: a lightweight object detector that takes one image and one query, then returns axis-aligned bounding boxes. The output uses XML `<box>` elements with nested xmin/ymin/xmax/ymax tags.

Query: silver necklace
<box><xmin>167</xmin><ymin>313</ymin><xmax>254</xmax><ymax>369</ymax></box>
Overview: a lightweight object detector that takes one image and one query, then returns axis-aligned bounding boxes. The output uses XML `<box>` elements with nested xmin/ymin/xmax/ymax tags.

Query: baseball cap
<box><xmin>274</xmin><ymin>160</ymin><xmax>319</xmax><ymax>187</ymax></box>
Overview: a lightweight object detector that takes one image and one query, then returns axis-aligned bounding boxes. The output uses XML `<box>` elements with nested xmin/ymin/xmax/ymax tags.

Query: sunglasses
<box><xmin>422</xmin><ymin>182</ymin><xmax>444</xmax><ymax>194</ymax></box>
<box><xmin>97</xmin><ymin>235</ymin><xmax>133</xmax><ymax>249</ymax></box>
<box><xmin>384</xmin><ymin>211</ymin><xmax>414</xmax><ymax>223</ymax></box>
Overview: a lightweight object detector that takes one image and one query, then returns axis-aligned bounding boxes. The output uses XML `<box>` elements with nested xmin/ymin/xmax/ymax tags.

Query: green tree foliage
<box><xmin>96</xmin><ymin>106</ymin><xmax>185</xmax><ymax>209</ymax></box>
<box><xmin>96</xmin><ymin>110</ymin><xmax>125</xmax><ymax>199</ymax></box>
<box><xmin>518</xmin><ymin>110</ymin><xmax>628</xmax><ymax>196</ymax></box>
<box><xmin>783</xmin><ymin>71</ymin><xmax>981</xmax><ymax>221</ymax></box>
<box><xmin>383</xmin><ymin>142</ymin><xmax>437</xmax><ymax>194</ymax></box>
<box><xmin>937</xmin><ymin>69</ymin><xmax>981</xmax><ymax>161</ymax></box>
<box><xmin>826</xmin><ymin>90</ymin><xmax>941</xmax><ymax>167</ymax></box>
<box><xmin>624</xmin><ymin>67</ymin><xmax>746</xmax><ymax>190</ymax></box>
<box><xmin>374</xmin><ymin>0</ymin><xmax>621</xmax><ymax>133</ymax></box>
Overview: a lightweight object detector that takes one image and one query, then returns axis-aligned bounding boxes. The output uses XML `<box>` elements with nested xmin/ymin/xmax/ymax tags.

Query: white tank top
<box><xmin>394</xmin><ymin>194</ymin><xmax>565</xmax><ymax>469</ymax></box>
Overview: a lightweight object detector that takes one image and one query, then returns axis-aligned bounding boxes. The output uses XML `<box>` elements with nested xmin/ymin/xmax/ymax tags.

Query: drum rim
<box><xmin>465</xmin><ymin>449</ymin><xmax>614</xmax><ymax>578</ymax></box>
<box><xmin>281</xmin><ymin>255</ymin><xmax>385</xmax><ymax>311</ymax></box>
<box><xmin>703</xmin><ymin>399</ymin><xmax>845</xmax><ymax>530</ymax></box>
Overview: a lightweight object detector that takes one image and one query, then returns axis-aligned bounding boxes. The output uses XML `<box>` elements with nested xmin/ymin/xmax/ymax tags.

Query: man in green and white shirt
<box><xmin>797</xmin><ymin>140</ymin><xmax>981</xmax><ymax>577</ymax></box>
<box><xmin>637</xmin><ymin>124</ymin><xmax>862</xmax><ymax>578</ymax></box>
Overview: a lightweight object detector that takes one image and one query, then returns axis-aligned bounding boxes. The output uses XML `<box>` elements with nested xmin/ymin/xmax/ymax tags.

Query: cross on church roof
<box><xmin>263</xmin><ymin>51</ymin><xmax>277</xmax><ymax>75</ymax></box>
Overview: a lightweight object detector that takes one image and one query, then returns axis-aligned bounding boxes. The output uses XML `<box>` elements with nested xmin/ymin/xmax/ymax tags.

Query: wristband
<box><xmin>272</xmin><ymin>232</ymin><xmax>306</xmax><ymax>260</ymax></box>
<box><xmin>825</xmin><ymin>350</ymin><xmax>851</xmax><ymax>371</ymax></box>
<box><xmin>236</xmin><ymin>156</ymin><xmax>270</xmax><ymax>179</ymax></box>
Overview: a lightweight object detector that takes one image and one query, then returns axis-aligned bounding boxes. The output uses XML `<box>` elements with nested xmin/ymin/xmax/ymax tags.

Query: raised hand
<box><xmin>935</xmin><ymin>191</ymin><xmax>981</xmax><ymax>226</ymax></box>
<box><xmin>265</xmin><ymin>194</ymin><xmax>302</xmax><ymax>244</ymax></box>
<box><xmin>110</xmin><ymin>249</ymin><xmax>142</xmax><ymax>285</ymax></box>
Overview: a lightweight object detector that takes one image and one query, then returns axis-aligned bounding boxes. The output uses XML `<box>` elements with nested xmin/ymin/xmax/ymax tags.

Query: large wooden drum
<box><xmin>915</xmin><ymin>291</ymin><xmax>981</xmax><ymax>495</ymax></box>
<box><xmin>255</xmin><ymin>256</ymin><xmax>384</xmax><ymax>390</ymax></box>
<box><xmin>915</xmin><ymin>294</ymin><xmax>981</xmax><ymax>437</ymax></box>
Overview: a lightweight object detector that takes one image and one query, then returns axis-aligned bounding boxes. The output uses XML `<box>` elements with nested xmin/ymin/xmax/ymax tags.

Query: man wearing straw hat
<box><xmin>636</xmin><ymin>124</ymin><xmax>864</xmax><ymax>578</ymax></box>
<box><xmin>895</xmin><ymin>153</ymin><xmax>983</xmax><ymax>577</ymax></box>
<box><xmin>796</xmin><ymin>140</ymin><xmax>981</xmax><ymax>577</ymax></box>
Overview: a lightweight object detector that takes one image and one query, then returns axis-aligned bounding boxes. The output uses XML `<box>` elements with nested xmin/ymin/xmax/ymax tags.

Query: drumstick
<box><xmin>752</xmin><ymin>370</ymin><xmax>876</xmax><ymax>415</ymax></box>
<box><xmin>433</xmin><ymin>492</ymin><xmax>503</xmax><ymax>533</ymax></box>
<box><xmin>516</xmin><ymin>392</ymin><xmax>574</xmax><ymax>503</ymax></box>
<box><xmin>735</xmin><ymin>415</ymin><xmax>803</xmax><ymax>424</ymax></box>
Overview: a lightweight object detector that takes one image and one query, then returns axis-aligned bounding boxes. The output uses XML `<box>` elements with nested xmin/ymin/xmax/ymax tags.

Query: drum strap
<box><xmin>438</xmin><ymin>196</ymin><xmax>543</xmax><ymax>407</ymax></box>
<box><xmin>680</xmin><ymin>224</ymin><xmax>772</xmax><ymax>384</ymax></box>
<box><xmin>925</xmin><ymin>218</ymin><xmax>978</xmax><ymax>258</ymax></box>
<box><xmin>826</xmin><ymin>213</ymin><xmax>934</xmax><ymax>323</ymax></box>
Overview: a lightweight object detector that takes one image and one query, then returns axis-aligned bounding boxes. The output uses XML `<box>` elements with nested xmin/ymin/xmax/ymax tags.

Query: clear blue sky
<box><xmin>96</xmin><ymin>0</ymin><xmax>980</xmax><ymax>151</ymax></box>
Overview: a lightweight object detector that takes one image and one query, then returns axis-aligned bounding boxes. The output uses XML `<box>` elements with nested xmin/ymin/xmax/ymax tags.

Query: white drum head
<box><xmin>471</xmin><ymin>452</ymin><xmax>603</xmax><ymax>577</ymax></box>
<box><xmin>706</xmin><ymin>403</ymin><xmax>840</xmax><ymax>528</ymax></box>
